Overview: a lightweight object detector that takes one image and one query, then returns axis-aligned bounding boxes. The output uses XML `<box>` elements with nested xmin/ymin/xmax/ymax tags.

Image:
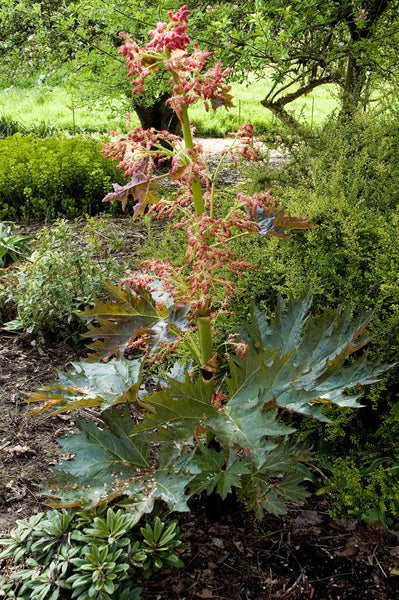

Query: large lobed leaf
<box><xmin>135</xmin><ymin>374</ymin><xmax>218</xmax><ymax>444</ymax></box>
<box><xmin>78</xmin><ymin>282</ymin><xmax>190</xmax><ymax>362</ymax></box>
<box><xmin>38</xmin><ymin>295</ymin><xmax>391</xmax><ymax>519</ymax></box>
<box><xmin>207</xmin><ymin>387</ymin><xmax>294</xmax><ymax>468</ymax></box>
<box><xmin>26</xmin><ymin>358</ymin><xmax>144</xmax><ymax>416</ymax></box>
<box><xmin>238</xmin><ymin>294</ymin><xmax>391</xmax><ymax>420</ymax></box>
<box><xmin>44</xmin><ymin>407</ymin><xmax>197</xmax><ymax>514</ymax></box>
<box><xmin>189</xmin><ymin>446</ymin><xmax>250</xmax><ymax>499</ymax></box>
<box><xmin>42</xmin><ymin>372</ymin><xmax>215</xmax><ymax>511</ymax></box>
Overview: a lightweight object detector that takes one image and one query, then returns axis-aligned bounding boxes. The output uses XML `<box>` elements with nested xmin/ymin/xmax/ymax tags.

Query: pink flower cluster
<box><xmin>237</xmin><ymin>190</ymin><xmax>278</xmax><ymax>218</ymax></box>
<box><xmin>101</xmin><ymin>127</ymin><xmax>182</xmax><ymax>178</ymax></box>
<box><xmin>211</xmin><ymin>390</ymin><xmax>229</xmax><ymax>408</ymax></box>
<box><xmin>118</xmin><ymin>5</ymin><xmax>232</xmax><ymax>120</ymax></box>
<box><xmin>226</xmin><ymin>123</ymin><xmax>260</xmax><ymax>166</ymax></box>
<box><xmin>165</xmin><ymin>50</ymin><xmax>232</xmax><ymax>120</ymax></box>
<box><xmin>119</xmin><ymin>5</ymin><xmax>191</xmax><ymax>94</ymax></box>
<box><xmin>139</xmin><ymin>194</ymin><xmax>276</xmax><ymax>315</ymax></box>
<box><xmin>120</xmin><ymin>270</ymin><xmax>158</xmax><ymax>294</ymax></box>
<box><xmin>226</xmin><ymin>333</ymin><xmax>248</xmax><ymax>360</ymax></box>
<box><xmin>147</xmin><ymin>6</ymin><xmax>190</xmax><ymax>53</ymax></box>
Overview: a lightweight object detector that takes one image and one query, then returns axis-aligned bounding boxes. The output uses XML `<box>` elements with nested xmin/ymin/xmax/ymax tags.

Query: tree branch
<box><xmin>261</xmin><ymin>76</ymin><xmax>337</xmax><ymax>132</ymax></box>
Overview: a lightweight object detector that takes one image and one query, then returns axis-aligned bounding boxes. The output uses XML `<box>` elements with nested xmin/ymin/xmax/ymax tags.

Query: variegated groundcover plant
<box><xmin>28</xmin><ymin>6</ymin><xmax>389</xmax><ymax>523</ymax></box>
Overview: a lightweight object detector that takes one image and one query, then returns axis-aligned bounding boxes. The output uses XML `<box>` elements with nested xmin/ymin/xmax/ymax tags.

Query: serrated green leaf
<box><xmin>238</xmin><ymin>295</ymin><xmax>392</xmax><ymax>420</ymax></box>
<box><xmin>78</xmin><ymin>282</ymin><xmax>190</xmax><ymax>361</ymax></box>
<box><xmin>237</xmin><ymin>451</ymin><xmax>309</xmax><ymax>519</ymax></box>
<box><xmin>136</xmin><ymin>374</ymin><xmax>218</xmax><ymax>444</ymax></box>
<box><xmin>247</xmin><ymin>294</ymin><xmax>373</xmax><ymax>364</ymax></box>
<box><xmin>207</xmin><ymin>356</ymin><xmax>295</xmax><ymax>467</ymax></box>
<box><xmin>188</xmin><ymin>446</ymin><xmax>225</xmax><ymax>495</ymax></box>
<box><xmin>43</xmin><ymin>409</ymin><xmax>196</xmax><ymax>512</ymax></box>
<box><xmin>189</xmin><ymin>446</ymin><xmax>250</xmax><ymax>499</ymax></box>
<box><xmin>49</xmin><ymin>413</ymin><xmax>150</xmax><ymax>490</ymax></box>
<box><xmin>26</xmin><ymin>358</ymin><xmax>144</xmax><ymax>416</ymax></box>
<box><xmin>249</xmin><ymin>292</ymin><xmax>312</xmax><ymax>355</ymax></box>
<box><xmin>144</xmin><ymin>463</ymin><xmax>196</xmax><ymax>512</ymax></box>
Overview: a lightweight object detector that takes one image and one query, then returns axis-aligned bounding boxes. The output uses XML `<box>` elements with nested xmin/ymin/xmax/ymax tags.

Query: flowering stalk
<box><xmin>101</xmin><ymin>5</ymin><xmax>314</xmax><ymax>379</ymax></box>
<box><xmin>179</xmin><ymin>103</ymin><xmax>205</xmax><ymax>216</ymax></box>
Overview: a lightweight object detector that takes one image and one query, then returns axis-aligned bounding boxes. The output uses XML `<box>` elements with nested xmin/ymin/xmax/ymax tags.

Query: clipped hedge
<box><xmin>0</xmin><ymin>135</ymin><xmax>126</xmax><ymax>220</ymax></box>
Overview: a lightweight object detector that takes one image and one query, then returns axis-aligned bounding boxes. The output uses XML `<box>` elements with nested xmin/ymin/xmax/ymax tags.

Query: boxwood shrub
<box><xmin>0</xmin><ymin>135</ymin><xmax>126</xmax><ymax>220</ymax></box>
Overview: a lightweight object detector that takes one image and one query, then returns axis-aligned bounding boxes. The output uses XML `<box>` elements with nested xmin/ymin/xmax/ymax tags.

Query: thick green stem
<box><xmin>178</xmin><ymin>103</ymin><xmax>214</xmax><ymax>365</ymax></box>
<box><xmin>169</xmin><ymin>80</ymin><xmax>213</xmax><ymax>367</ymax></box>
<box><xmin>180</xmin><ymin>104</ymin><xmax>205</xmax><ymax>215</ymax></box>
<box><xmin>197</xmin><ymin>316</ymin><xmax>213</xmax><ymax>365</ymax></box>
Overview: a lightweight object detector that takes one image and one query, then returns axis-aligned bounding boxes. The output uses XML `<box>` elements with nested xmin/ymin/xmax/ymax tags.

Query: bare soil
<box><xmin>1</xmin><ymin>141</ymin><xmax>399</xmax><ymax>599</ymax></box>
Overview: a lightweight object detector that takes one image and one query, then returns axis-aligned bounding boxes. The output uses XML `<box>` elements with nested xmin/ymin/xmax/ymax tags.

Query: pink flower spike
<box><xmin>168</xmin><ymin>5</ymin><xmax>190</xmax><ymax>23</ymax></box>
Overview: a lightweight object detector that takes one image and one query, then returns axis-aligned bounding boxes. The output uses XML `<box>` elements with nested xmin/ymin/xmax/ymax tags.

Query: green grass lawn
<box><xmin>190</xmin><ymin>79</ymin><xmax>340</xmax><ymax>136</ymax></box>
<box><xmin>0</xmin><ymin>85</ymin><xmax>133</xmax><ymax>135</ymax></box>
<box><xmin>0</xmin><ymin>78</ymin><xmax>340</xmax><ymax>137</ymax></box>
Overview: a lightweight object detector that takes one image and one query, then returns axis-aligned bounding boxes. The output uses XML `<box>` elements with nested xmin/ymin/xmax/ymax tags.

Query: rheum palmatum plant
<box><xmin>28</xmin><ymin>6</ymin><xmax>390</xmax><ymax>520</ymax></box>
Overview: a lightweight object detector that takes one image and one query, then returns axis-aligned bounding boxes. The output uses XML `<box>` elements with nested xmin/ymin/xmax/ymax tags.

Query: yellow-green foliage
<box><xmin>226</xmin><ymin>114</ymin><xmax>399</xmax><ymax>523</ymax></box>
<box><xmin>0</xmin><ymin>135</ymin><xmax>126</xmax><ymax>221</ymax></box>
<box><xmin>328</xmin><ymin>457</ymin><xmax>399</xmax><ymax>525</ymax></box>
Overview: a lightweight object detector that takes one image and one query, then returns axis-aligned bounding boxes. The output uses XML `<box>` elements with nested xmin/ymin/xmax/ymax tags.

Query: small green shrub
<box><xmin>0</xmin><ymin>135</ymin><xmax>126</xmax><ymax>221</ymax></box>
<box><xmin>0</xmin><ymin>114</ymin><xmax>28</xmax><ymax>138</ymax></box>
<box><xmin>0</xmin><ymin>114</ymin><xmax>60</xmax><ymax>139</ymax></box>
<box><xmin>324</xmin><ymin>456</ymin><xmax>399</xmax><ymax>526</ymax></box>
<box><xmin>0</xmin><ymin>507</ymin><xmax>184</xmax><ymax>600</ymax></box>
<box><xmin>245</xmin><ymin>115</ymin><xmax>399</xmax><ymax>351</ymax></box>
<box><xmin>0</xmin><ymin>220</ymin><xmax>126</xmax><ymax>343</ymax></box>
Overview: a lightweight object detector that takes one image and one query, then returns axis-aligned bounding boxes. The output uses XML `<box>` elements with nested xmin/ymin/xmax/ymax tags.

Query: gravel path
<box><xmin>196</xmin><ymin>137</ymin><xmax>290</xmax><ymax>187</ymax></box>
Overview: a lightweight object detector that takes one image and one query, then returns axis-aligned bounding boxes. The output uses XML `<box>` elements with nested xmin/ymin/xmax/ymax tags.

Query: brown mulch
<box><xmin>141</xmin><ymin>500</ymin><xmax>399</xmax><ymax>600</ymax></box>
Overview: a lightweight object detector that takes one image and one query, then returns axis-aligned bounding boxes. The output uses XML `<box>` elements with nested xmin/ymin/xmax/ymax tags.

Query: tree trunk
<box><xmin>341</xmin><ymin>52</ymin><xmax>367</xmax><ymax>115</ymax></box>
<box><xmin>341</xmin><ymin>0</ymin><xmax>390</xmax><ymax>115</ymax></box>
<box><xmin>261</xmin><ymin>99</ymin><xmax>306</xmax><ymax>134</ymax></box>
<box><xmin>133</xmin><ymin>93</ymin><xmax>182</xmax><ymax>134</ymax></box>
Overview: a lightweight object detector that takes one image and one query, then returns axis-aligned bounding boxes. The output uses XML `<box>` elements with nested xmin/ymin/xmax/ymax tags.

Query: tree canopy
<box><xmin>193</xmin><ymin>0</ymin><xmax>399</xmax><ymax>127</ymax></box>
<box><xmin>1</xmin><ymin>0</ymin><xmax>398</xmax><ymax>130</ymax></box>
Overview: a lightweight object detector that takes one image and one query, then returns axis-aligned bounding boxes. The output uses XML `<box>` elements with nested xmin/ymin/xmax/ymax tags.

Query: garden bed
<box><xmin>1</xmin><ymin>141</ymin><xmax>399</xmax><ymax>599</ymax></box>
<box><xmin>0</xmin><ymin>227</ymin><xmax>398</xmax><ymax>599</ymax></box>
<box><xmin>0</xmin><ymin>329</ymin><xmax>398</xmax><ymax>598</ymax></box>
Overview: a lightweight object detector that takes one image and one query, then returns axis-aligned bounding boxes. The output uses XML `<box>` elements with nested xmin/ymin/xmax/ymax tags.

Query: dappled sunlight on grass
<box><xmin>0</xmin><ymin>78</ymin><xmax>339</xmax><ymax>138</ymax></box>
<box><xmin>190</xmin><ymin>78</ymin><xmax>340</xmax><ymax>136</ymax></box>
<box><xmin>0</xmin><ymin>85</ymin><xmax>139</xmax><ymax>134</ymax></box>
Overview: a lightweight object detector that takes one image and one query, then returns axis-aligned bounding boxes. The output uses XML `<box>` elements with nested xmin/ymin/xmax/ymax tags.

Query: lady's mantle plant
<box><xmin>29</xmin><ymin>6</ymin><xmax>389</xmax><ymax>520</ymax></box>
